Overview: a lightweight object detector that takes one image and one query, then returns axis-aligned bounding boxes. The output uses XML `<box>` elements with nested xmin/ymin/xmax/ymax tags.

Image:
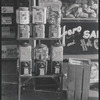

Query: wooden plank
<box><xmin>75</xmin><ymin>65</ymin><xmax>83</xmax><ymax>100</ymax></box>
<box><xmin>67</xmin><ymin>64</ymin><xmax>76</xmax><ymax>100</ymax></box>
<box><xmin>67</xmin><ymin>90</ymin><xmax>75</xmax><ymax>100</ymax></box>
<box><xmin>82</xmin><ymin>64</ymin><xmax>91</xmax><ymax>100</ymax></box>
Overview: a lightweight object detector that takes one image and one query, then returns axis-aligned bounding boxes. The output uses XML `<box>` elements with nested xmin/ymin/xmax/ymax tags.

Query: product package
<box><xmin>49</xmin><ymin>25</ymin><xmax>61</xmax><ymax>38</ymax></box>
<box><xmin>51</xmin><ymin>43</ymin><xmax>63</xmax><ymax>61</ymax></box>
<box><xmin>2</xmin><ymin>45</ymin><xmax>18</xmax><ymax>58</ymax></box>
<box><xmin>18</xmin><ymin>25</ymin><xmax>30</xmax><ymax>38</ymax></box>
<box><xmin>33</xmin><ymin>24</ymin><xmax>45</xmax><ymax>38</ymax></box>
<box><xmin>32</xmin><ymin>6</ymin><xmax>46</xmax><ymax>24</ymax></box>
<box><xmin>16</xmin><ymin>7</ymin><xmax>30</xmax><ymax>24</ymax></box>
<box><xmin>2</xmin><ymin>26</ymin><xmax>15</xmax><ymax>38</ymax></box>
<box><xmin>35</xmin><ymin>44</ymin><xmax>48</xmax><ymax>61</ymax></box>
<box><xmin>19</xmin><ymin>43</ymin><xmax>32</xmax><ymax>61</ymax></box>
<box><xmin>47</xmin><ymin>2</ymin><xmax>62</xmax><ymax>24</ymax></box>
<box><xmin>1</xmin><ymin>6</ymin><xmax>14</xmax><ymax>13</ymax></box>
<box><xmin>2</xmin><ymin>16</ymin><xmax>12</xmax><ymax>24</ymax></box>
<box><xmin>20</xmin><ymin>61</ymin><xmax>32</xmax><ymax>76</ymax></box>
<box><xmin>35</xmin><ymin>61</ymin><xmax>48</xmax><ymax>75</ymax></box>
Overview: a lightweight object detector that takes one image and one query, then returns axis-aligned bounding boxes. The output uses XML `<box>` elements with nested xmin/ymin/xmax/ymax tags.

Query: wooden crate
<box><xmin>67</xmin><ymin>61</ymin><xmax>91</xmax><ymax>100</ymax></box>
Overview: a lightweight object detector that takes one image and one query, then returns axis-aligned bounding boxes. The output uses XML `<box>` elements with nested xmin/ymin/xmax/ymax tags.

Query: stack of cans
<box><xmin>16</xmin><ymin>7</ymin><xmax>30</xmax><ymax>38</ymax></box>
<box><xmin>32</xmin><ymin>6</ymin><xmax>46</xmax><ymax>38</ymax></box>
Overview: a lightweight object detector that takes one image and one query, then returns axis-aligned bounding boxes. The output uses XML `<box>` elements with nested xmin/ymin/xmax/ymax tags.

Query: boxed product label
<box><xmin>33</xmin><ymin>24</ymin><xmax>45</xmax><ymax>38</ymax></box>
<box><xmin>2</xmin><ymin>45</ymin><xmax>18</xmax><ymax>58</ymax></box>
<box><xmin>18</xmin><ymin>25</ymin><xmax>30</xmax><ymax>38</ymax></box>
<box><xmin>2</xmin><ymin>16</ymin><xmax>12</xmax><ymax>24</ymax></box>
<box><xmin>2</xmin><ymin>26</ymin><xmax>15</xmax><ymax>38</ymax></box>
<box><xmin>51</xmin><ymin>45</ymin><xmax>63</xmax><ymax>61</ymax></box>
<box><xmin>1</xmin><ymin>6</ymin><xmax>14</xmax><ymax>13</ymax></box>
<box><xmin>49</xmin><ymin>25</ymin><xmax>61</xmax><ymax>38</ymax></box>
<box><xmin>19</xmin><ymin>45</ymin><xmax>32</xmax><ymax>61</ymax></box>
<box><xmin>32</xmin><ymin>6</ymin><xmax>46</xmax><ymax>24</ymax></box>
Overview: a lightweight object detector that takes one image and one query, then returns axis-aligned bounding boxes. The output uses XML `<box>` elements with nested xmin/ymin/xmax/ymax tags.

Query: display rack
<box><xmin>16</xmin><ymin>0</ymin><xmax>64</xmax><ymax>100</ymax></box>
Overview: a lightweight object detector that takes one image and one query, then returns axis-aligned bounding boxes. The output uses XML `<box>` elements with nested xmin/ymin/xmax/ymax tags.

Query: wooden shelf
<box><xmin>2</xmin><ymin>58</ymin><xmax>18</xmax><ymax>60</ymax></box>
<box><xmin>20</xmin><ymin>74</ymin><xmax>62</xmax><ymax>78</ymax></box>
<box><xmin>17</xmin><ymin>38</ymin><xmax>62</xmax><ymax>41</ymax></box>
<box><xmin>61</xmin><ymin>18</ymin><xmax>98</xmax><ymax>23</ymax></box>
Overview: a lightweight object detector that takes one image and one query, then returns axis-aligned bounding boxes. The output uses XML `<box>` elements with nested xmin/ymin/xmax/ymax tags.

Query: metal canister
<box><xmin>32</xmin><ymin>6</ymin><xmax>46</xmax><ymax>24</ymax></box>
<box><xmin>35</xmin><ymin>44</ymin><xmax>48</xmax><ymax>61</ymax></box>
<box><xmin>19</xmin><ymin>42</ymin><xmax>32</xmax><ymax>61</ymax></box>
<box><xmin>49</xmin><ymin>24</ymin><xmax>61</xmax><ymax>38</ymax></box>
<box><xmin>16</xmin><ymin>7</ymin><xmax>29</xmax><ymax>24</ymax></box>
<box><xmin>18</xmin><ymin>25</ymin><xmax>30</xmax><ymax>38</ymax></box>
<box><xmin>33</xmin><ymin>24</ymin><xmax>45</xmax><ymax>38</ymax></box>
<box><xmin>51</xmin><ymin>41</ymin><xmax>63</xmax><ymax>61</ymax></box>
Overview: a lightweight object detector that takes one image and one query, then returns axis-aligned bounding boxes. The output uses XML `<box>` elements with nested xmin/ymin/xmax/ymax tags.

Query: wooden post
<box><xmin>82</xmin><ymin>64</ymin><xmax>91</xmax><ymax>100</ymax></box>
<box><xmin>75</xmin><ymin>65</ymin><xmax>83</xmax><ymax>100</ymax></box>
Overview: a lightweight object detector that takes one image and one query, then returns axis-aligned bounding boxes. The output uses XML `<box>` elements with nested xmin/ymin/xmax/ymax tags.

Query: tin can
<box><xmin>49</xmin><ymin>25</ymin><xmax>61</xmax><ymax>38</ymax></box>
<box><xmin>51</xmin><ymin>42</ymin><xmax>63</xmax><ymax>61</ymax></box>
<box><xmin>16</xmin><ymin>7</ymin><xmax>29</xmax><ymax>24</ymax></box>
<box><xmin>18</xmin><ymin>25</ymin><xmax>30</xmax><ymax>38</ymax></box>
<box><xmin>35</xmin><ymin>44</ymin><xmax>48</xmax><ymax>61</ymax></box>
<box><xmin>19</xmin><ymin>42</ymin><xmax>32</xmax><ymax>61</ymax></box>
<box><xmin>33</xmin><ymin>24</ymin><xmax>45</xmax><ymax>38</ymax></box>
<box><xmin>32</xmin><ymin>6</ymin><xmax>46</xmax><ymax>24</ymax></box>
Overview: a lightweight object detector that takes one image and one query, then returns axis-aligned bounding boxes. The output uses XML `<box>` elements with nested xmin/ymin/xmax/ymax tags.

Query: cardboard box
<box><xmin>2</xmin><ymin>16</ymin><xmax>12</xmax><ymax>24</ymax></box>
<box><xmin>2</xmin><ymin>45</ymin><xmax>18</xmax><ymax>58</ymax></box>
<box><xmin>1</xmin><ymin>6</ymin><xmax>14</xmax><ymax>13</ymax></box>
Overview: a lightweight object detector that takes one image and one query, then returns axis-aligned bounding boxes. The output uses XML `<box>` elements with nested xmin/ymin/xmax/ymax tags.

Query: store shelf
<box><xmin>61</xmin><ymin>18</ymin><xmax>98</xmax><ymax>23</ymax></box>
<box><xmin>20</xmin><ymin>74</ymin><xmax>62</xmax><ymax>78</ymax></box>
<box><xmin>1</xmin><ymin>58</ymin><xmax>18</xmax><ymax>60</ymax></box>
<box><xmin>17</xmin><ymin>38</ymin><xmax>62</xmax><ymax>41</ymax></box>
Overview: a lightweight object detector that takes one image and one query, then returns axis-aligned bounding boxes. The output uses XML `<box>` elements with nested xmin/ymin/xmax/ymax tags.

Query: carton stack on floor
<box><xmin>67</xmin><ymin>58</ymin><xmax>91</xmax><ymax>100</ymax></box>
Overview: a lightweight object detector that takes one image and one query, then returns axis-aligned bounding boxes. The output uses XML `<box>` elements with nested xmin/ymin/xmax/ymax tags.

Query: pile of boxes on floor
<box><xmin>16</xmin><ymin>0</ymin><xmax>63</xmax><ymax>76</ymax></box>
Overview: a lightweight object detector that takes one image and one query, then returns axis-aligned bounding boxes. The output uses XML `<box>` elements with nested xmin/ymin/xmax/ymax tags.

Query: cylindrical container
<box><xmin>49</xmin><ymin>24</ymin><xmax>61</xmax><ymax>38</ymax></box>
<box><xmin>51</xmin><ymin>42</ymin><xmax>63</xmax><ymax>61</ymax></box>
<box><xmin>35</xmin><ymin>61</ymin><xmax>47</xmax><ymax>75</ymax></box>
<box><xmin>33</xmin><ymin>24</ymin><xmax>45</xmax><ymax>38</ymax></box>
<box><xmin>21</xmin><ymin>61</ymin><xmax>32</xmax><ymax>76</ymax></box>
<box><xmin>32</xmin><ymin>6</ymin><xmax>46</xmax><ymax>24</ymax></box>
<box><xmin>52</xmin><ymin>61</ymin><xmax>62</xmax><ymax>74</ymax></box>
<box><xmin>19</xmin><ymin>42</ymin><xmax>32</xmax><ymax>61</ymax></box>
<box><xmin>35</xmin><ymin>44</ymin><xmax>48</xmax><ymax>61</ymax></box>
<box><xmin>18</xmin><ymin>25</ymin><xmax>30</xmax><ymax>38</ymax></box>
<box><xmin>16</xmin><ymin>7</ymin><xmax>30</xmax><ymax>24</ymax></box>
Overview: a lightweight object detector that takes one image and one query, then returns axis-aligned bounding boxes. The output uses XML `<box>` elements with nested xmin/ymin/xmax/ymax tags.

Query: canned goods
<box><xmin>18</xmin><ymin>25</ymin><xmax>30</xmax><ymax>38</ymax></box>
<box><xmin>32</xmin><ymin>6</ymin><xmax>46</xmax><ymax>24</ymax></box>
<box><xmin>51</xmin><ymin>42</ymin><xmax>63</xmax><ymax>61</ymax></box>
<box><xmin>35</xmin><ymin>44</ymin><xmax>48</xmax><ymax>61</ymax></box>
<box><xmin>49</xmin><ymin>25</ymin><xmax>61</xmax><ymax>38</ymax></box>
<box><xmin>16</xmin><ymin>7</ymin><xmax>30</xmax><ymax>24</ymax></box>
<box><xmin>33</xmin><ymin>24</ymin><xmax>45</xmax><ymax>38</ymax></box>
<box><xmin>19</xmin><ymin>43</ymin><xmax>32</xmax><ymax>61</ymax></box>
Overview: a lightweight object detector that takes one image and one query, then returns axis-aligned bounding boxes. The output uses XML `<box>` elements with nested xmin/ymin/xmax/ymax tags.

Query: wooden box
<box><xmin>67</xmin><ymin>58</ymin><xmax>91</xmax><ymax>100</ymax></box>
